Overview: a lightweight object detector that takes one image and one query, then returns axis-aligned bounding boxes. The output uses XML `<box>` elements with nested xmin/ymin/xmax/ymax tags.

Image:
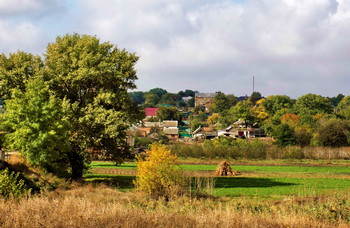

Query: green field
<box><xmin>86</xmin><ymin>161</ymin><xmax>350</xmax><ymax>198</ymax></box>
<box><xmin>91</xmin><ymin>161</ymin><xmax>350</xmax><ymax>173</ymax></box>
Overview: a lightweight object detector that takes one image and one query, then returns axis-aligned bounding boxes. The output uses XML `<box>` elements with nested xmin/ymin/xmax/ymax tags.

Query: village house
<box><xmin>194</xmin><ymin>93</ymin><xmax>216</xmax><ymax>109</ymax></box>
<box><xmin>192</xmin><ymin>126</ymin><xmax>217</xmax><ymax>139</ymax></box>
<box><xmin>144</xmin><ymin>107</ymin><xmax>158</xmax><ymax>120</ymax></box>
<box><xmin>217</xmin><ymin>119</ymin><xmax>266</xmax><ymax>139</ymax></box>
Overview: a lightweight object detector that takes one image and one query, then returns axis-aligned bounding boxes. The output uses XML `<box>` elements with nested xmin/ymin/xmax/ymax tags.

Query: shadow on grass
<box><xmin>215</xmin><ymin>177</ymin><xmax>297</xmax><ymax>188</ymax></box>
<box><xmin>91</xmin><ymin>164</ymin><xmax>136</xmax><ymax>168</ymax></box>
<box><xmin>84</xmin><ymin>174</ymin><xmax>135</xmax><ymax>189</ymax></box>
<box><xmin>84</xmin><ymin>175</ymin><xmax>296</xmax><ymax>190</ymax></box>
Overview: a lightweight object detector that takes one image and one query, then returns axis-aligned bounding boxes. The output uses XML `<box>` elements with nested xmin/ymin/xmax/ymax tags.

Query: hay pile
<box><xmin>215</xmin><ymin>161</ymin><xmax>237</xmax><ymax>176</ymax></box>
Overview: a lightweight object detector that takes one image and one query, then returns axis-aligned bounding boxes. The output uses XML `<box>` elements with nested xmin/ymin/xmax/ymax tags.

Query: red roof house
<box><xmin>145</xmin><ymin>108</ymin><xmax>158</xmax><ymax>117</ymax></box>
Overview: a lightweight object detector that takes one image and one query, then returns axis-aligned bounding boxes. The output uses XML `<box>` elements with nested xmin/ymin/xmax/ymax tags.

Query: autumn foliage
<box><xmin>134</xmin><ymin>144</ymin><xmax>186</xmax><ymax>200</ymax></box>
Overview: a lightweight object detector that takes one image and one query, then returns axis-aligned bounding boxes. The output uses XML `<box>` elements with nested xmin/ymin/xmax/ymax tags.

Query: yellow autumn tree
<box><xmin>134</xmin><ymin>144</ymin><xmax>186</xmax><ymax>200</ymax></box>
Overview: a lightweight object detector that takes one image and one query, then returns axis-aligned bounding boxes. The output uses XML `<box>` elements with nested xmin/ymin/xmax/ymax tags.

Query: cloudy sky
<box><xmin>1</xmin><ymin>0</ymin><xmax>350</xmax><ymax>98</ymax></box>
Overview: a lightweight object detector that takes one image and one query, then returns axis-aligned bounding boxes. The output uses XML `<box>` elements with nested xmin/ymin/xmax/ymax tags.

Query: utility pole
<box><xmin>252</xmin><ymin>75</ymin><xmax>255</xmax><ymax>94</ymax></box>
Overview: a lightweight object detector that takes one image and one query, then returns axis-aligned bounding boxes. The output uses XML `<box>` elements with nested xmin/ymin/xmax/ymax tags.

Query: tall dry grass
<box><xmin>0</xmin><ymin>185</ymin><xmax>349</xmax><ymax>228</ymax></box>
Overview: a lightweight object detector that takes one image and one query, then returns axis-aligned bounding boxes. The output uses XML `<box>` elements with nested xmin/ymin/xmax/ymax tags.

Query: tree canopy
<box><xmin>337</xmin><ymin>96</ymin><xmax>350</xmax><ymax>120</ymax></box>
<box><xmin>156</xmin><ymin>106</ymin><xmax>181</xmax><ymax>121</ymax></box>
<box><xmin>210</xmin><ymin>92</ymin><xmax>237</xmax><ymax>114</ymax></box>
<box><xmin>228</xmin><ymin>100</ymin><xmax>255</xmax><ymax>127</ymax></box>
<box><xmin>262</xmin><ymin>95</ymin><xmax>294</xmax><ymax>116</ymax></box>
<box><xmin>294</xmin><ymin>94</ymin><xmax>333</xmax><ymax>115</ymax></box>
<box><xmin>1</xmin><ymin>34</ymin><xmax>144</xmax><ymax>179</ymax></box>
<box><xmin>2</xmin><ymin>78</ymin><xmax>72</xmax><ymax>175</ymax></box>
<box><xmin>0</xmin><ymin>51</ymin><xmax>43</xmax><ymax>100</ymax></box>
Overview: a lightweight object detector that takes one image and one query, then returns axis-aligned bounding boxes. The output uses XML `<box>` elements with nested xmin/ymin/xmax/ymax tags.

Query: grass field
<box><xmin>91</xmin><ymin>161</ymin><xmax>350</xmax><ymax>173</ymax></box>
<box><xmin>2</xmin><ymin>159</ymin><xmax>349</xmax><ymax>227</ymax></box>
<box><xmin>86</xmin><ymin>160</ymin><xmax>350</xmax><ymax>199</ymax></box>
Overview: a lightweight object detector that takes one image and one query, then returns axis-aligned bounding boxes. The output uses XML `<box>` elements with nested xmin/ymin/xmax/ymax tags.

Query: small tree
<box><xmin>273</xmin><ymin>123</ymin><xmax>296</xmax><ymax>146</ymax></box>
<box><xmin>134</xmin><ymin>144</ymin><xmax>185</xmax><ymax>200</ymax></box>
<box><xmin>156</xmin><ymin>106</ymin><xmax>181</xmax><ymax>121</ymax></box>
<box><xmin>0</xmin><ymin>168</ymin><xmax>31</xmax><ymax>199</ymax></box>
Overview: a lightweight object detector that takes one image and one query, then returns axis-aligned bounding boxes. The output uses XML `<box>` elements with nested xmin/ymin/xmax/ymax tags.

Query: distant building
<box><xmin>138</xmin><ymin>120</ymin><xmax>180</xmax><ymax>140</ymax></box>
<box><xmin>182</xmin><ymin>96</ymin><xmax>193</xmax><ymax>102</ymax></box>
<box><xmin>195</xmin><ymin>93</ymin><xmax>216</xmax><ymax>108</ymax></box>
<box><xmin>145</xmin><ymin>108</ymin><xmax>158</xmax><ymax>120</ymax></box>
<box><xmin>163</xmin><ymin>127</ymin><xmax>179</xmax><ymax>140</ymax></box>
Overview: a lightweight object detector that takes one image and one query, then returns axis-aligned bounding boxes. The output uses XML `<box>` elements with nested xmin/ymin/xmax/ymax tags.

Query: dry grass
<box><xmin>6</xmin><ymin>152</ymin><xmax>23</xmax><ymax>165</ymax></box>
<box><xmin>0</xmin><ymin>185</ymin><xmax>349</xmax><ymax>228</ymax></box>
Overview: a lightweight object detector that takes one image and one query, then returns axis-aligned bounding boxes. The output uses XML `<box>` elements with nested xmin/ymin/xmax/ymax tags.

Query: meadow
<box><xmin>86</xmin><ymin>160</ymin><xmax>350</xmax><ymax>199</ymax></box>
<box><xmin>1</xmin><ymin>158</ymin><xmax>350</xmax><ymax>227</ymax></box>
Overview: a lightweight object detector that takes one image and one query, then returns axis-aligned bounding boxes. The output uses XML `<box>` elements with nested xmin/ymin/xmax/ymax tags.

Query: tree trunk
<box><xmin>67</xmin><ymin>150</ymin><xmax>85</xmax><ymax>180</ymax></box>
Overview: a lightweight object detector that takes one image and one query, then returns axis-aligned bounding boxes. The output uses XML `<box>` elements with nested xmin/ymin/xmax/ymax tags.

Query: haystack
<box><xmin>215</xmin><ymin>161</ymin><xmax>235</xmax><ymax>176</ymax></box>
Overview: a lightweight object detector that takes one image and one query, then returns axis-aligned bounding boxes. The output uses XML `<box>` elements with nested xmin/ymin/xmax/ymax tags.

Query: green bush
<box><xmin>317</xmin><ymin>119</ymin><xmax>350</xmax><ymax>147</ymax></box>
<box><xmin>134</xmin><ymin>137</ymin><xmax>153</xmax><ymax>148</ymax></box>
<box><xmin>242</xmin><ymin>139</ymin><xmax>267</xmax><ymax>159</ymax></box>
<box><xmin>0</xmin><ymin>168</ymin><xmax>31</xmax><ymax>199</ymax></box>
<box><xmin>273</xmin><ymin>124</ymin><xmax>296</xmax><ymax>146</ymax></box>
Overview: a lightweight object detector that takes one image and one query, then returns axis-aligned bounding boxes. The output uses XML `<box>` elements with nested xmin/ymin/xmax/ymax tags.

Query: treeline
<box><xmin>196</xmin><ymin>92</ymin><xmax>350</xmax><ymax>147</ymax></box>
<box><xmin>129</xmin><ymin>88</ymin><xmax>196</xmax><ymax>108</ymax></box>
<box><xmin>133</xmin><ymin>87</ymin><xmax>350</xmax><ymax>147</ymax></box>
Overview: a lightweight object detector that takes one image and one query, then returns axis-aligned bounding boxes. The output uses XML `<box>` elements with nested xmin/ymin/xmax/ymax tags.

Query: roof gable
<box><xmin>145</xmin><ymin>108</ymin><xmax>158</xmax><ymax>116</ymax></box>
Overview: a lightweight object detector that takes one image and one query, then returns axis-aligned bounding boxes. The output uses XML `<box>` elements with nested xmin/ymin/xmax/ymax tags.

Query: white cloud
<box><xmin>0</xmin><ymin>19</ymin><xmax>44</xmax><ymax>54</ymax></box>
<box><xmin>73</xmin><ymin>0</ymin><xmax>350</xmax><ymax>97</ymax></box>
<box><xmin>2</xmin><ymin>0</ymin><xmax>350</xmax><ymax>97</ymax></box>
<box><xmin>0</xmin><ymin>0</ymin><xmax>63</xmax><ymax>17</ymax></box>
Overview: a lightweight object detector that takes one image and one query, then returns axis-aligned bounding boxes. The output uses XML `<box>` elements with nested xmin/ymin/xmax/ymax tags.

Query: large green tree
<box><xmin>337</xmin><ymin>96</ymin><xmax>350</xmax><ymax>119</ymax></box>
<box><xmin>228</xmin><ymin>100</ymin><xmax>255</xmax><ymax>127</ymax></box>
<box><xmin>1</xmin><ymin>34</ymin><xmax>144</xmax><ymax>179</ymax></box>
<box><xmin>148</xmin><ymin>88</ymin><xmax>168</xmax><ymax>99</ymax></box>
<box><xmin>210</xmin><ymin>92</ymin><xmax>237</xmax><ymax>114</ymax></box>
<box><xmin>156</xmin><ymin>106</ymin><xmax>181</xmax><ymax>121</ymax></box>
<box><xmin>250</xmin><ymin>91</ymin><xmax>262</xmax><ymax>104</ymax></box>
<box><xmin>262</xmin><ymin>95</ymin><xmax>294</xmax><ymax>116</ymax></box>
<box><xmin>129</xmin><ymin>91</ymin><xmax>145</xmax><ymax>105</ymax></box>
<box><xmin>294</xmin><ymin>94</ymin><xmax>333</xmax><ymax>115</ymax></box>
<box><xmin>329</xmin><ymin>93</ymin><xmax>345</xmax><ymax>107</ymax></box>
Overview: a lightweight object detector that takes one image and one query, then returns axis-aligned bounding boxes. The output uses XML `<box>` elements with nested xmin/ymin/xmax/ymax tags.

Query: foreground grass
<box><xmin>1</xmin><ymin>185</ymin><xmax>349</xmax><ymax>227</ymax></box>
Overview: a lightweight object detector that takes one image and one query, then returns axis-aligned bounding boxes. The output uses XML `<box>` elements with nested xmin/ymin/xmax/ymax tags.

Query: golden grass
<box><xmin>0</xmin><ymin>185</ymin><xmax>349</xmax><ymax>228</ymax></box>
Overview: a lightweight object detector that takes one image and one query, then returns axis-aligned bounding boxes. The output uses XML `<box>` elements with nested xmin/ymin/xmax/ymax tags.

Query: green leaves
<box><xmin>295</xmin><ymin>94</ymin><xmax>333</xmax><ymax>115</ymax></box>
<box><xmin>0</xmin><ymin>168</ymin><xmax>31</xmax><ymax>199</ymax></box>
<box><xmin>2</xmin><ymin>78</ymin><xmax>71</xmax><ymax>173</ymax></box>
<box><xmin>1</xmin><ymin>34</ymin><xmax>143</xmax><ymax>178</ymax></box>
<box><xmin>0</xmin><ymin>51</ymin><xmax>43</xmax><ymax>100</ymax></box>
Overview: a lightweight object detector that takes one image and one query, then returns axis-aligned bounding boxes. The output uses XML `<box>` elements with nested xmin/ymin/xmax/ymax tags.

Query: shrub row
<box><xmin>168</xmin><ymin>140</ymin><xmax>350</xmax><ymax>160</ymax></box>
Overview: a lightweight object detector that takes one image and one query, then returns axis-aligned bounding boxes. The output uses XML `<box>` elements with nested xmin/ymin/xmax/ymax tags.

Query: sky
<box><xmin>1</xmin><ymin>0</ymin><xmax>350</xmax><ymax>98</ymax></box>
